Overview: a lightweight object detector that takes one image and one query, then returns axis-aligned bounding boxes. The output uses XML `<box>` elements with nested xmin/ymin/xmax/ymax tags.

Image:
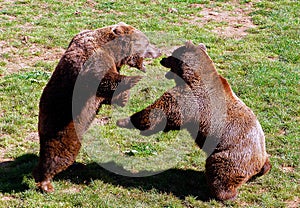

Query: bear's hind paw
<box><xmin>37</xmin><ymin>180</ymin><xmax>54</xmax><ymax>193</ymax></box>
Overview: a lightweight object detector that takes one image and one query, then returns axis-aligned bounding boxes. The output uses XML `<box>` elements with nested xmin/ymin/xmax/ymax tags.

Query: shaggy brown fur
<box><xmin>117</xmin><ymin>41</ymin><xmax>271</xmax><ymax>201</ymax></box>
<box><xmin>33</xmin><ymin>22</ymin><xmax>161</xmax><ymax>192</ymax></box>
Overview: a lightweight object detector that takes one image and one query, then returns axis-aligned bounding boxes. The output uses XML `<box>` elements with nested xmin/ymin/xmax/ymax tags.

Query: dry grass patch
<box><xmin>190</xmin><ymin>1</ymin><xmax>256</xmax><ymax>39</ymax></box>
<box><xmin>0</xmin><ymin>40</ymin><xmax>64</xmax><ymax>74</ymax></box>
<box><xmin>286</xmin><ymin>197</ymin><xmax>300</xmax><ymax>208</ymax></box>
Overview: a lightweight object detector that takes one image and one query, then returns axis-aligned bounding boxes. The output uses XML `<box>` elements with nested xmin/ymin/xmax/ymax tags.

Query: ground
<box><xmin>0</xmin><ymin>0</ymin><xmax>299</xmax><ymax>207</ymax></box>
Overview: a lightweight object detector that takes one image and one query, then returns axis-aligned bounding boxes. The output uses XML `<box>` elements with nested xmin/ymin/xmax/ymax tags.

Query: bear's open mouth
<box><xmin>127</xmin><ymin>55</ymin><xmax>146</xmax><ymax>72</ymax></box>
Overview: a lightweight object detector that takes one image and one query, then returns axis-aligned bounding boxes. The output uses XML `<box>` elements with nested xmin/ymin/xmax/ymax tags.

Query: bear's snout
<box><xmin>161</xmin><ymin>56</ymin><xmax>181</xmax><ymax>69</ymax></box>
<box><xmin>160</xmin><ymin>58</ymin><xmax>170</xmax><ymax>68</ymax></box>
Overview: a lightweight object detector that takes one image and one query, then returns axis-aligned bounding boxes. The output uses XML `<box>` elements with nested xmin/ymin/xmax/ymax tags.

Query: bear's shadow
<box><xmin>0</xmin><ymin>154</ymin><xmax>210</xmax><ymax>201</ymax></box>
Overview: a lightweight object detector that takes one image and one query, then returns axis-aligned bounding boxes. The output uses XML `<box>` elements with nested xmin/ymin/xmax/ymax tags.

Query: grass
<box><xmin>0</xmin><ymin>0</ymin><xmax>299</xmax><ymax>207</ymax></box>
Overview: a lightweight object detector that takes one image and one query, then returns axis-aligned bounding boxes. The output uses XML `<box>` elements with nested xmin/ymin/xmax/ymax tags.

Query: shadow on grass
<box><xmin>57</xmin><ymin>161</ymin><xmax>210</xmax><ymax>201</ymax></box>
<box><xmin>0</xmin><ymin>153</ymin><xmax>38</xmax><ymax>193</ymax></box>
<box><xmin>0</xmin><ymin>154</ymin><xmax>210</xmax><ymax>201</ymax></box>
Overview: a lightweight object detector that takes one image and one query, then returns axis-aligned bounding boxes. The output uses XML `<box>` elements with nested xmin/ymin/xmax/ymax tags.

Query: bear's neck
<box><xmin>184</xmin><ymin>55</ymin><xmax>235</xmax><ymax>101</ymax></box>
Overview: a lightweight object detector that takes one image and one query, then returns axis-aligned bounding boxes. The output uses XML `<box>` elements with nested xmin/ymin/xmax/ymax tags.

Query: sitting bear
<box><xmin>117</xmin><ymin>41</ymin><xmax>271</xmax><ymax>201</ymax></box>
<box><xmin>33</xmin><ymin>22</ymin><xmax>161</xmax><ymax>192</ymax></box>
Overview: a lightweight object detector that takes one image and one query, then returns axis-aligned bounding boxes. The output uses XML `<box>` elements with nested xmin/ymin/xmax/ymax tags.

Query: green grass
<box><xmin>0</xmin><ymin>0</ymin><xmax>299</xmax><ymax>207</ymax></box>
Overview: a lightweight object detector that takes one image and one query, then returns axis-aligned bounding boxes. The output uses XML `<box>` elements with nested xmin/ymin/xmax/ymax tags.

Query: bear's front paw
<box><xmin>112</xmin><ymin>91</ymin><xmax>130</xmax><ymax>107</ymax></box>
<box><xmin>116</xmin><ymin>117</ymin><xmax>135</xmax><ymax>129</ymax></box>
<box><xmin>37</xmin><ymin>180</ymin><xmax>54</xmax><ymax>193</ymax></box>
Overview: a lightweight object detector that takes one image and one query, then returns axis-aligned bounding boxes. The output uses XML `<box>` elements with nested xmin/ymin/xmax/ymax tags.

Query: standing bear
<box><xmin>117</xmin><ymin>41</ymin><xmax>271</xmax><ymax>201</ymax></box>
<box><xmin>33</xmin><ymin>22</ymin><xmax>161</xmax><ymax>192</ymax></box>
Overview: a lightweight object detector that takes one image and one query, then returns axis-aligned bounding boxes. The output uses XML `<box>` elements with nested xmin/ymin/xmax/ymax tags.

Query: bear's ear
<box><xmin>185</xmin><ymin>40</ymin><xmax>194</xmax><ymax>49</ymax></box>
<box><xmin>112</xmin><ymin>23</ymin><xmax>134</xmax><ymax>35</ymax></box>
<box><xmin>117</xmin><ymin>22</ymin><xmax>128</xmax><ymax>26</ymax></box>
<box><xmin>112</xmin><ymin>25</ymin><xmax>123</xmax><ymax>35</ymax></box>
<box><xmin>198</xmin><ymin>43</ymin><xmax>207</xmax><ymax>51</ymax></box>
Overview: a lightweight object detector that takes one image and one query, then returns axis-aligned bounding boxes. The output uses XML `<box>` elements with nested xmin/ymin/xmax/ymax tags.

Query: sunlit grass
<box><xmin>0</xmin><ymin>0</ymin><xmax>299</xmax><ymax>207</ymax></box>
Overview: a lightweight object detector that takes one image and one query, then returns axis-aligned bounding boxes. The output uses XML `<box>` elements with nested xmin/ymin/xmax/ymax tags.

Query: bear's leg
<box><xmin>33</xmin><ymin>125</ymin><xmax>81</xmax><ymax>192</ymax></box>
<box><xmin>111</xmin><ymin>90</ymin><xmax>130</xmax><ymax>107</ymax></box>
<box><xmin>205</xmin><ymin>155</ymin><xmax>248</xmax><ymax>201</ymax></box>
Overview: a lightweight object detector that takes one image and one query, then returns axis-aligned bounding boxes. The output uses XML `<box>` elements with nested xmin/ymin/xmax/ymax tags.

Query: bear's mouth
<box><xmin>127</xmin><ymin>56</ymin><xmax>146</xmax><ymax>72</ymax></box>
<box><xmin>127</xmin><ymin>47</ymin><xmax>161</xmax><ymax>72</ymax></box>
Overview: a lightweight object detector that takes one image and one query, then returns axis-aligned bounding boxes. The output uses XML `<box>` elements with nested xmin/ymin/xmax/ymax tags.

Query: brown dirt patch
<box><xmin>281</xmin><ymin>164</ymin><xmax>296</xmax><ymax>173</ymax></box>
<box><xmin>0</xmin><ymin>40</ymin><xmax>64</xmax><ymax>75</ymax></box>
<box><xmin>0</xmin><ymin>196</ymin><xmax>16</xmax><ymax>201</ymax></box>
<box><xmin>286</xmin><ymin>197</ymin><xmax>300</xmax><ymax>208</ymax></box>
<box><xmin>92</xmin><ymin>116</ymin><xmax>110</xmax><ymax>126</ymax></box>
<box><xmin>0</xmin><ymin>134</ymin><xmax>13</xmax><ymax>162</ymax></box>
<box><xmin>25</xmin><ymin>132</ymin><xmax>39</xmax><ymax>142</ymax></box>
<box><xmin>189</xmin><ymin>1</ymin><xmax>256</xmax><ymax>39</ymax></box>
<box><xmin>59</xmin><ymin>187</ymin><xmax>82</xmax><ymax>194</ymax></box>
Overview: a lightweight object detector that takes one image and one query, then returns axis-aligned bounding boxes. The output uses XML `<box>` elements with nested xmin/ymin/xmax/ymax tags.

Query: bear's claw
<box><xmin>37</xmin><ymin>180</ymin><xmax>54</xmax><ymax>193</ymax></box>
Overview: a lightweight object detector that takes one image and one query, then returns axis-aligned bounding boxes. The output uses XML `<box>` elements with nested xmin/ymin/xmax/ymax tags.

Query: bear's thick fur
<box><xmin>117</xmin><ymin>41</ymin><xmax>271</xmax><ymax>201</ymax></box>
<box><xmin>33</xmin><ymin>22</ymin><xmax>161</xmax><ymax>192</ymax></box>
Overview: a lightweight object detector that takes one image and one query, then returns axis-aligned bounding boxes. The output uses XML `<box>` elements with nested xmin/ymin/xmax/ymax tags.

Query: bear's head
<box><xmin>102</xmin><ymin>22</ymin><xmax>161</xmax><ymax>72</ymax></box>
<box><xmin>160</xmin><ymin>41</ymin><xmax>207</xmax><ymax>84</ymax></box>
<box><xmin>117</xmin><ymin>41</ymin><xmax>214</xmax><ymax>136</ymax></box>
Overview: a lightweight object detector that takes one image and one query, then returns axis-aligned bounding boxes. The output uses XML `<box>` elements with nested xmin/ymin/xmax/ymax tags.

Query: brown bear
<box><xmin>117</xmin><ymin>41</ymin><xmax>271</xmax><ymax>201</ymax></box>
<box><xmin>33</xmin><ymin>22</ymin><xmax>161</xmax><ymax>192</ymax></box>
